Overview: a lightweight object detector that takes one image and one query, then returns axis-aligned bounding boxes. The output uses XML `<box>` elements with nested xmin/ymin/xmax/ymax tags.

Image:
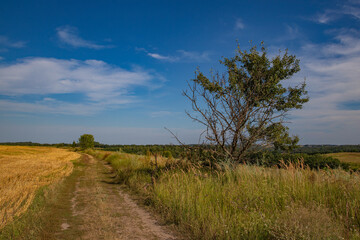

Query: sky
<box><xmin>0</xmin><ymin>0</ymin><xmax>359</xmax><ymax>145</ymax></box>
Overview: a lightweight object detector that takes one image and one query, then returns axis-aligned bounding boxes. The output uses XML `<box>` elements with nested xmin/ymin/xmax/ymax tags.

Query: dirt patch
<box><xmin>61</xmin><ymin>223</ymin><xmax>70</xmax><ymax>230</ymax></box>
<box><xmin>51</xmin><ymin>154</ymin><xmax>178</xmax><ymax>240</ymax></box>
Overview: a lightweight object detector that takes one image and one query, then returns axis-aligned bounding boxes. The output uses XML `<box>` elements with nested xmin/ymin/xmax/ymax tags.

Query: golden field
<box><xmin>0</xmin><ymin>146</ymin><xmax>80</xmax><ymax>229</ymax></box>
<box><xmin>326</xmin><ymin>152</ymin><xmax>360</xmax><ymax>170</ymax></box>
<box><xmin>325</xmin><ymin>152</ymin><xmax>360</xmax><ymax>164</ymax></box>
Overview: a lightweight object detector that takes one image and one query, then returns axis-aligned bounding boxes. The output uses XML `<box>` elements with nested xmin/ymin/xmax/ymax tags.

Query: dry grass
<box><xmin>326</xmin><ymin>152</ymin><xmax>360</xmax><ymax>171</ymax></box>
<box><xmin>93</xmin><ymin>150</ymin><xmax>360</xmax><ymax>239</ymax></box>
<box><xmin>0</xmin><ymin>146</ymin><xmax>80</xmax><ymax>230</ymax></box>
<box><xmin>326</xmin><ymin>152</ymin><xmax>360</xmax><ymax>164</ymax></box>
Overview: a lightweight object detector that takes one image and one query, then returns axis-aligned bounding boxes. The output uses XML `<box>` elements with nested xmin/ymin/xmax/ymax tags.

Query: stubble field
<box><xmin>0</xmin><ymin>146</ymin><xmax>80</xmax><ymax>229</ymax></box>
<box><xmin>326</xmin><ymin>152</ymin><xmax>360</xmax><ymax>170</ymax></box>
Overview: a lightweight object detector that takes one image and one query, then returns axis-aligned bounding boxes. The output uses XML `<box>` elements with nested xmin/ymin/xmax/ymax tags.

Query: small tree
<box><xmin>78</xmin><ymin>134</ymin><xmax>94</xmax><ymax>150</ymax></box>
<box><xmin>184</xmin><ymin>42</ymin><xmax>308</xmax><ymax>162</ymax></box>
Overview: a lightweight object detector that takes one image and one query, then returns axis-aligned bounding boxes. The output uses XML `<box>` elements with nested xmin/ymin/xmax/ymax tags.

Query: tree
<box><xmin>183</xmin><ymin>42</ymin><xmax>309</xmax><ymax>162</ymax></box>
<box><xmin>78</xmin><ymin>134</ymin><xmax>95</xmax><ymax>150</ymax></box>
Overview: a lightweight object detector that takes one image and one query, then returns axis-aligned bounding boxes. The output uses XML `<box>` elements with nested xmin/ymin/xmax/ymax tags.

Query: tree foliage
<box><xmin>184</xmin><ymin>42</ymin><xmax>309</xmax><ymax>162</ymax></box>
<box><xmin>78</xmin><ymin>134</ymin><xmax>95</xmax><ymax>150</ymax></box>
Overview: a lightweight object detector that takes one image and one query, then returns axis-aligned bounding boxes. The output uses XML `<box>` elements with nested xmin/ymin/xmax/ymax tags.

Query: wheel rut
<box><xmin>54</xmin><ymin>154</ymin><xmax>177</xmax><ymax>240</ymax></box>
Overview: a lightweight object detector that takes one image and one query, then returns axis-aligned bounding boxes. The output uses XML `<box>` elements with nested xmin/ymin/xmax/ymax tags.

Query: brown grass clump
<box><xmin>269</xmin><ymin>203</ymin><xmax>345</xmax><ymax>240</ymax></box>
<box><xmin>0</xmin><ymin>146</ymin><xmax>80</xmax><ymax>229</ymax></box>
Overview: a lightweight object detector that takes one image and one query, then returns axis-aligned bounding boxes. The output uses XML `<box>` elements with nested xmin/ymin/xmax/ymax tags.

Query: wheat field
<box><xmin>0</xmin><ymin>146</ymin><xmax>80</xmax><ymax>230</ymax></box>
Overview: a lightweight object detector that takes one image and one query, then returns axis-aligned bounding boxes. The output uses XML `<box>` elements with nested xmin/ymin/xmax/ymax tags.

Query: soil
<box><xmin>47</xmin><ymin>154</ymin><xmax>178</xmax><ymax>240</ymax></box>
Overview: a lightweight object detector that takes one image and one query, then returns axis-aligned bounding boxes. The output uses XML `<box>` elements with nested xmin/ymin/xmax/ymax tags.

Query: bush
<box><xmin>245</xmin><ymin>151</ymin><xmax>348</xmax><ymax>170</ymax></box>
<box><xmin>78</xmin><ymin>134</ymin><xmax>94</xmax><ymax>150</ymax></box>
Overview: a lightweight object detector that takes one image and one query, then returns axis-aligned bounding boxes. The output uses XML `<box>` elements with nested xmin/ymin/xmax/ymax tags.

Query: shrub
<box><xmin>245</xmin><ymin>151</ymin><xmax>348</xmax><ymax>170</ymax></box>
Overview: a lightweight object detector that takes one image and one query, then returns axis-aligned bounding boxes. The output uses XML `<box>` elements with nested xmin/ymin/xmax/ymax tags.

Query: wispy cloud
<box><xmin>290</xmin><ymin>29</ymin><xmax>360</xmax><ymax>144</ymax></box>
<box><xmin>137</xmin><ymin>48</ymin><xmax>210</xmax><ymax>62</ymax></box>
<box><xmin>313</xmin><ymin>1</ymin><xmax>360</xmax><ymax>24</ymax></box>
<box><xmin>56</xmin><ymin>26</ymin><xmax>114</xmax><ymax>49</ymax></box>
<box><xmin>314</xmin><ymin>10</ymin><xmax>337</xmax><ymax>24</ymax></box>
<box><xmin>275</xmin><ymin>24</ymin><xmax>304</xmax><ymax>42</ymax></box>
<box><xmin>136</xmin><ymin>48</ymin><xmax>178</xmax><ymax>62</ymax></box>
<box><xmin>177</xmin><ymin>50</ymin><xmax>211</xmax><ymax>62</ymax></box>
<box><xmin>0</xmin><ymin>98</ymin><xmax>102</xmax><ymax>115</ymax></box>
<box><xmin>0</xmin><ymin>36</ymin><xmax>26</xmax><ymax>51</ymax></box>
<box><xmin>234</xmin><ymin>18</ymin><xmax>245</xmax><ymax>30</ymax></box>
<box><xmin>0</xmin><ymin>57</ymin><xmax>160</xmax><ymax>115</ymax></box>
<box><xmin>147</xmin><ymin>52</ymin><xmax>178</xmax><ymax>62</ymax></box>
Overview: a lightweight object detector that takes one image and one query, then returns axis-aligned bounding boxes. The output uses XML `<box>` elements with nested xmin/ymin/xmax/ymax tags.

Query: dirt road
<box><xmin>46</xmin><ymin>154</ymin><xmax>178</xmax><ymax>240</ymax></box>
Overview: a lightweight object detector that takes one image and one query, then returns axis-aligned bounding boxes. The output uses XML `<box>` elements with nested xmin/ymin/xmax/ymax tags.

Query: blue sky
<box><xmin>0</xmin><ymin>0</ymin><xmax>359</xmax><ymax>144</ymax></box>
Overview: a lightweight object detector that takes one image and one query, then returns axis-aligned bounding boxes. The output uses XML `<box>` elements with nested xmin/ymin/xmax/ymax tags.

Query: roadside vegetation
<box><xmin>0</xmin><ymin>146</ymin><xmax>80</xmax><ymax>230</ymax></box>
<box><xmin>89</xmin><ymin>149</ymin><xmax>360</xmax><ymax>239</ymax></box>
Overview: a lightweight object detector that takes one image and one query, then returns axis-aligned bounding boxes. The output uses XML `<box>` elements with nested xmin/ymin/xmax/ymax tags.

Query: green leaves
<box><xmin>187</xmin><ymin>42</ymin><xmax>308</xmax><ymax>161</ymax></box>
<box><xmin>78</xmin><ymin>134</ymin><xmax>95</xmax><ymax>150</ymax></box>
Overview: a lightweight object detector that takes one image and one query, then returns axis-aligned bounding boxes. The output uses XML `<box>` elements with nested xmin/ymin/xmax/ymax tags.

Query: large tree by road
<box><xmin>184</xmin><ymin>42</ymin><xmax>309</xmax><ymax>162</ymax></box>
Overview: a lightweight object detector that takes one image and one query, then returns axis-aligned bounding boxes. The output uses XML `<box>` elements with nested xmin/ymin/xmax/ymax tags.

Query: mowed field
<box><xmin>326</xmin><ymin>152</ymin><xmax>360</xmax><ymax>170</ymax></box>
<box><xmin>325</xmin><ymin>152</ymin><xmax>360</xmax><ymax>164</ymax></box>
<box><xmin>0</xmin><ymin>146</ymin><xmax>80</xmax><ymax>229</ymax></box>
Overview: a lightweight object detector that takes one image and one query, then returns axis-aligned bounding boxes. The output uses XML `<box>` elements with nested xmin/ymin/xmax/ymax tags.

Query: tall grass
<box><xmin>91</xmin><ymin>150</ymin><xmax>360</xmax><ymax>239</ymax></box>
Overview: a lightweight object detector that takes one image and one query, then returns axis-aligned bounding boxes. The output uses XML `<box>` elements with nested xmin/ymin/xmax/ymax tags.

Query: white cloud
<box><xmin>0</xmin><ymin>56</ymin><xmax>4</xmax><ymax>61</ymax></box>
<box><xmin>234</xmin><ymin>18</ymin><xmax>245</xmax><ymax>30</ymax></box>
<box><xmin>0</xmin><ymin>99</ymin><xmax>101</xmax><ymax>115</ymax></box>
<box><xmin>177</xmin><ymin>50</ymin><xmax>211</xmax><ymax>62</ymax></box>
<box><xmin>290</xmin><ymin>29</ymin><xmax>360</xmax><ymax>144</ymax></box>
<box><xmin>343</xmin><ymin>4</ymin><xmax>360</xmax><ymax>19</ymax></box>
<box><xmin>313</xmin><ymin>2</ymin><xmax>360</xmax><ymax>24</ymax></box>
<box><xmin>314</xmin><ymin>10</ymin><xmax>337</xmax><ymax>24</ymax></box>
<box><xmin>0</xmin><ymin>36</ymin><xmax>26</xmax><ymax>51</ymax></box>
<box><xmin>147</xmin><ymin>52</ymin><xmax>178</xmax><ymax>62</ymax></box>
<box><xmin>138</xmin><ymin>47</ymin><xmax>210</xmax><ymax>62</ymax></box>
<box><xmin>0</xmin><ymin>57</ymin><xmax>160</xmax><ymax>114</ymax></box>
<box><xmin>56</xmin><ymin>26</ymin><xmax>113</xmax><ymax>49</ymax></box>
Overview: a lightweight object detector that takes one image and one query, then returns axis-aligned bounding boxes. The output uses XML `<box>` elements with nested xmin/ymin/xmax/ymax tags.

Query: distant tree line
<box><xmin>294</xmin><ymin>145</ymin><xmax>360</xmax><ymax>154</ymax></box>
<box><xmin>0</xmin><ymin>142</ymin><xmax>72</xmax><ymax>147</ymax></box>
<box><xmin>1</xmin><ymin>141</ymin><xmax>358</xmax><ymax>170</ymax></box>
<box><xmin>1</xmin><ymin>142</ymin><xmax>359</xmax><ymax>155</ymax></box>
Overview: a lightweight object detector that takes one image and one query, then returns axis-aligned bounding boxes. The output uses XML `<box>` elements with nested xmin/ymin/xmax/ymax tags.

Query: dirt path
<box><xmin>50</xmin><ymin>154</ymin><xmax>178</xmax><ymax>240</ymax></box>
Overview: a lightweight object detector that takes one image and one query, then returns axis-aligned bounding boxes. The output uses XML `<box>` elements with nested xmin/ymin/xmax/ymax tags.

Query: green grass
<box><xmin>92</xmin><ymin>150</ymin><xmax>360</xmax><ymax>240</ymax></box>
<box><xmin>0</xmin><ymin>186</ymin><xmax>47</xmax><ymax>240</ymax></box>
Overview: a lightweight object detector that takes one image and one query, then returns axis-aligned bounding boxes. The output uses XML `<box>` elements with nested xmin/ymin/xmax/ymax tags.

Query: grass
<box><xmin>326</xmin><ymin>152</ymin><xmax>360</xmax><ymax>171</ymax></box>
<box><xmin>91</xmin><ymin>149</ymin><xmax>360</xmax><ymax>240</ymax></box>
<box><xmin>0</xmin><ymin>145</ymin><xmax>80</xmax><ymax>230</ymax></box>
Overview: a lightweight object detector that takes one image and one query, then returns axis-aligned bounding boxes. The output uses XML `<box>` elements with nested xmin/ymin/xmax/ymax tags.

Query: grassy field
<box><xmin>326</xmin><ymin>152</ymin><xmax>360</xmax><ymax>170</ymax></box>
<box><xmin>90</xmin><ymin>150</ymin><xmax>360</xmax><ymax>239</ymax></box>
<box><xmin>0</xmin><ymin>146</ymin><xmax>80</xmax><ymax>230</ymax></box>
